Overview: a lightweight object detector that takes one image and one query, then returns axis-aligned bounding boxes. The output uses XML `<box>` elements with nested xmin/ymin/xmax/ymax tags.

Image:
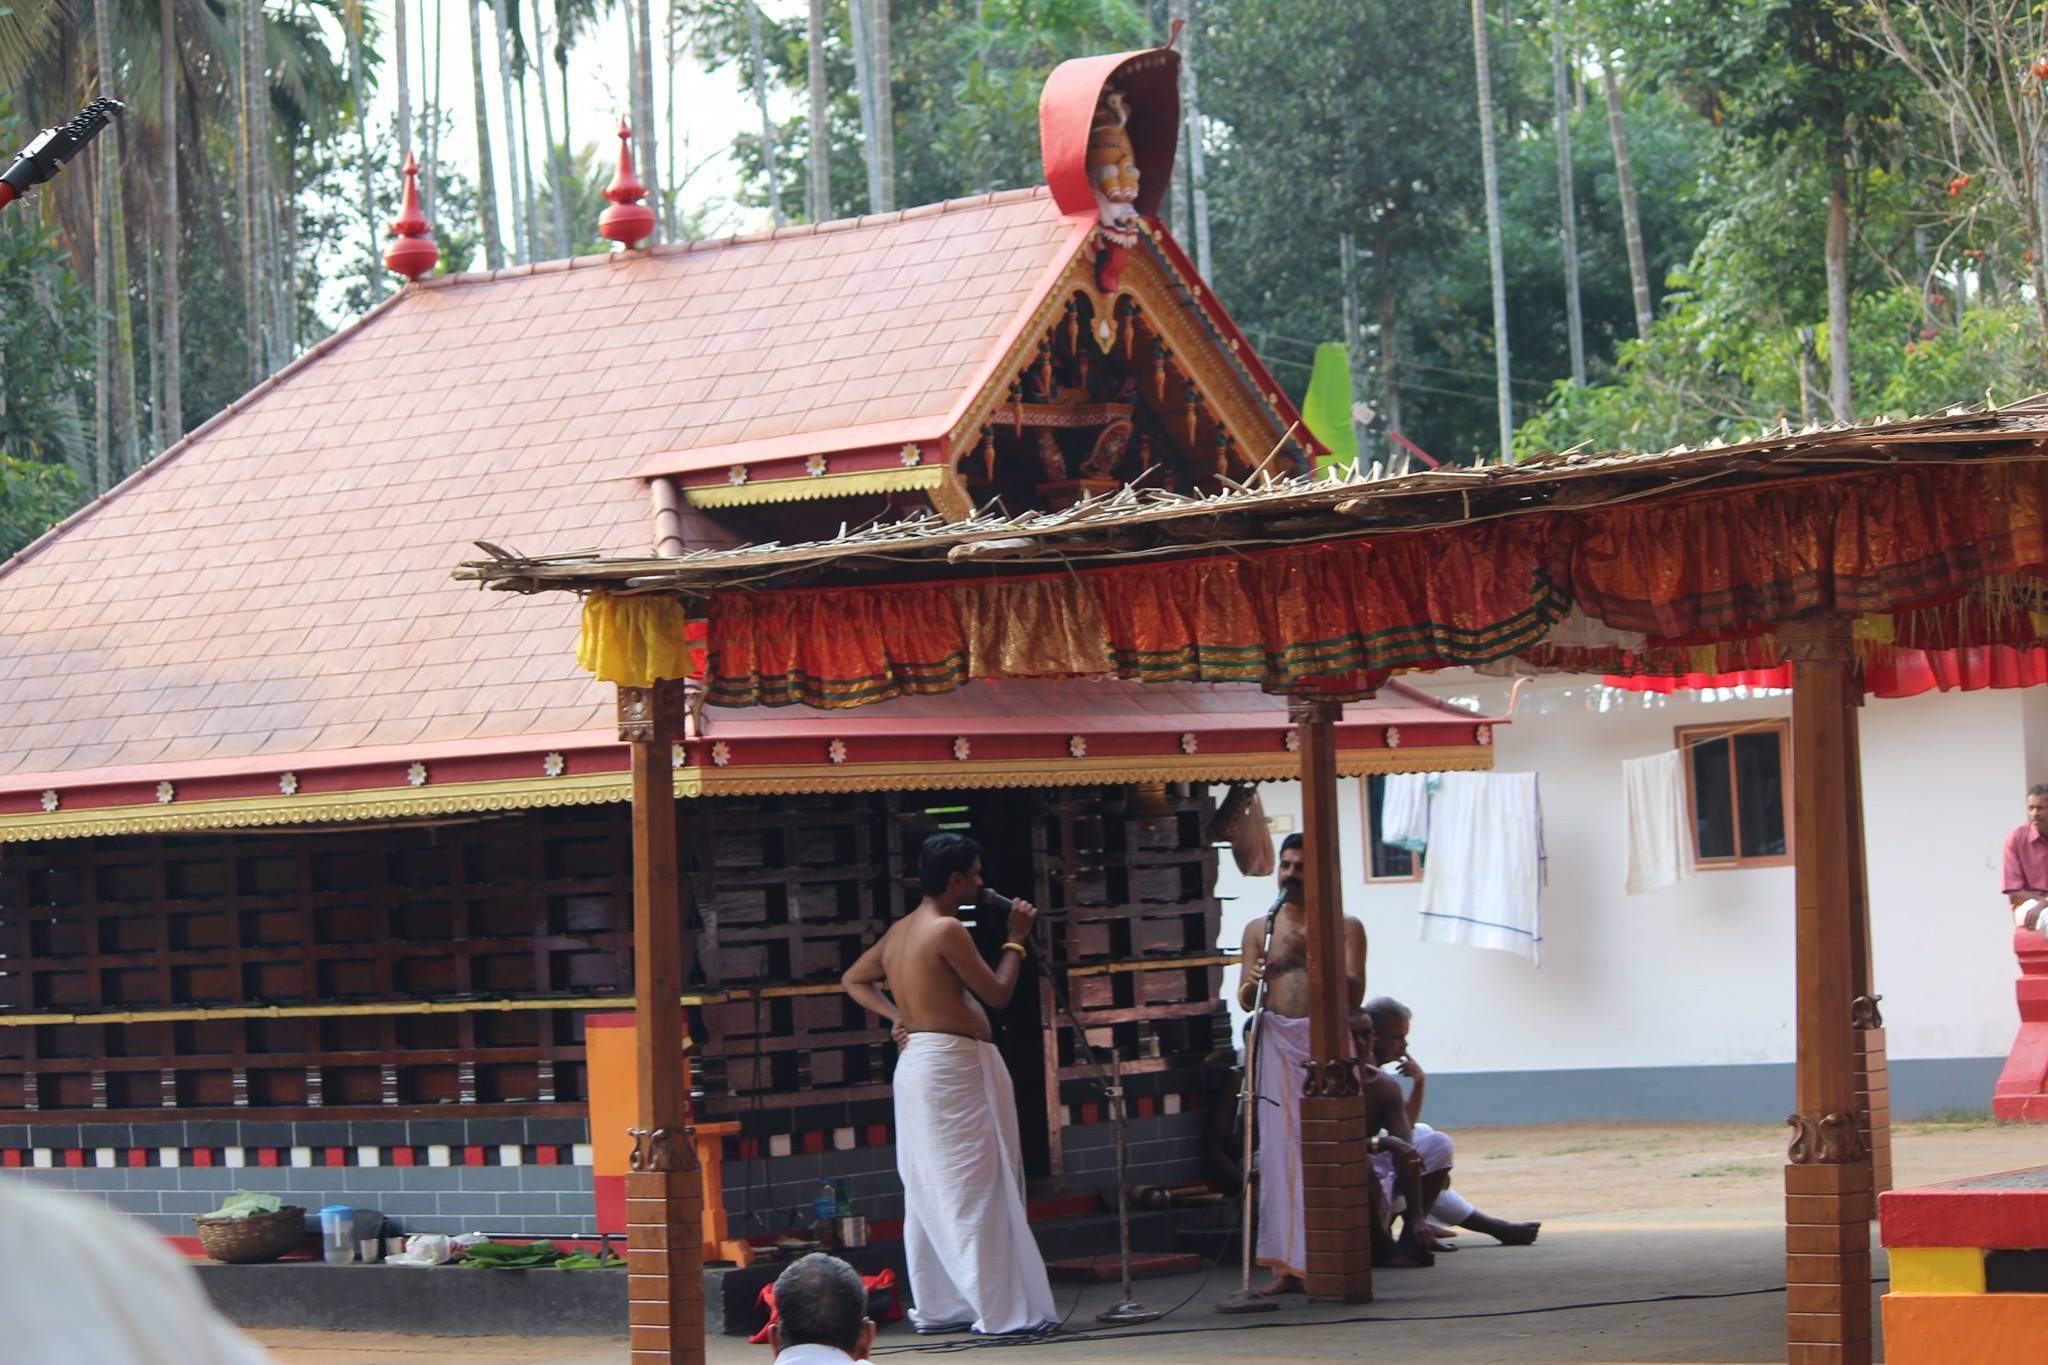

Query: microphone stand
<box><xmin>1213</xmin><ymin>891</ymin><xmax>1287</xmax><ymax>1315</ymax></box>
<box><xmin>984</xmin><ymin>890</ymin><xmax>1160</xmax><ymax>1327</ymax></box>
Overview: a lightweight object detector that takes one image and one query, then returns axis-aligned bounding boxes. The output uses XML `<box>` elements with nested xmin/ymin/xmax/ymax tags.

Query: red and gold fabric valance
<box><xmin>577</xmin><ymin>458</ymin><xmax>2048</xmax><ymax>704</ymax></box>
<box><xmin>1552</xmin><ymin>461</ymin><xmax>2048</xmax><ymax>639</ymax></box>
<box><xmin>700</xmin><ymin>520</ymin><xmax>1566</xmax><ymax>707</ymax></box>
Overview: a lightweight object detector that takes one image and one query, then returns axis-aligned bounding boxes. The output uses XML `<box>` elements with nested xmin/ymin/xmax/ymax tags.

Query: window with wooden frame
<box><xmin>1362</xmin><ymin>774</ymin><xmax>1425</xmax><ymax>882</ymax></box>
<box><xmin>1676</xmin><ymin>720</ymin><xmax>1792</xmax><ymax>868</ymax></box>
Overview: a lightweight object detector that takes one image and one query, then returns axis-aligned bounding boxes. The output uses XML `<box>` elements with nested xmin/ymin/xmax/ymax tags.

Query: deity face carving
<box><xmin>1087</xmin><ymin>85</ymin><xmax>1142</xmax><ymax>240</ymax></box>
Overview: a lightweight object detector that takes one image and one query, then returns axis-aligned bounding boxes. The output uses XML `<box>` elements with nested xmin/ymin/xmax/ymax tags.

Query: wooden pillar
<box><xmin>1290</xmin><ymin>698</ymin><xmax>1374</xmax><ymax>1303</ymax></box>
<box><xmin>617</xmin><ymin>683</ymin><xmax>704</xmax><ymax>1365</ymax></box>
<box><xmin>1781</xmin><ymin>617</ymin><xmax>1873</xmax><ymax>1365</ymax></box>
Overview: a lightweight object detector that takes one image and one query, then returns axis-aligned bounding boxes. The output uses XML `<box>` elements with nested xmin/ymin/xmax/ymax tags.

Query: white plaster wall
<box><xmin>1211</xmin><ymin>674</ymin><xmax>2026</xmax><ymax>1075</ymax></box>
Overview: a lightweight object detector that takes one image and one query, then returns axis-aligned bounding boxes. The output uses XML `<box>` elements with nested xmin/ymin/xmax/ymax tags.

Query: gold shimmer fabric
<box><xmin>955</xmin><ymin>577</ymin><xmax>1115</xmax><ymax>680</ymax></box>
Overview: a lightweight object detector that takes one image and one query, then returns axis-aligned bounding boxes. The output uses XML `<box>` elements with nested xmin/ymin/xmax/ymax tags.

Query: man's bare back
<box><xmin>844</xmin><ymin>852</ymin><xmax>1038</xmax><ymax>1041</ymax></box>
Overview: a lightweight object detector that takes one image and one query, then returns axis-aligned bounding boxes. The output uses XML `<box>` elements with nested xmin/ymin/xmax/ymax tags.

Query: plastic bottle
<box><xmin>835</xmin><ymin>1181</ymin><xmax>852</xmax><ymax>1217</ymax></box>
<box><xmin>811</xmin><ymin>1180</ymin><xmax>838</xmax><ymax>1249</ymax></box>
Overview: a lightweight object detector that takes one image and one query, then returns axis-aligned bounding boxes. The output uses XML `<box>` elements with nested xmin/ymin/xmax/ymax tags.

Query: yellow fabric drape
<box><xmin>577</xmin><ymin>594</ymin><xmax>696</xmax><ymax>687</ymax></box>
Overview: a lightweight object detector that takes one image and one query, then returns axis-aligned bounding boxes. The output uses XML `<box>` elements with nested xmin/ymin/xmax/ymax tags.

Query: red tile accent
<box><xmin>127</xmin><ymin>1149</ymin><xmax>149</xmax><ymax>1167</ymax></box>
<box><xmin>801</xmin><ymin>1131</ymin><xmax>825</xmax><ymax>1155</ymax></box>
<box><xmin>257</xmin><ymin>1147</ymin><xmax>279</xmax><ymax>1167</ymax></box>
<box><xmin>62</xmin><ymin>1149</ymin><xmax>84</xmax><ymax>1168</ymax></box>
<box><xmin>535</xmin><ymin>1145</ymin><xmax>559</xmax><ymax>1167</ymax></box>
<box><xmin>464</xmin><ymin>1145</ymin><xmax>485</xmax><ymax>1167</ymax></box>
<box><xmin>192</xmin><ymin>1149</ymin><xmax>214</xmax><ymax>1167</ymax></box>
<box><xmin>2</xmin><ymin>1150</ymin><xmax>19</xmax><ymax>1168</ymax></box>
<box><xmin>323</xmin><ymin>1147</ymin><xmax>347</xmax><ymax>1167</ymax></box>
<box><xmin>1135</xmin><ymin>1096</ymin><xmax>1156</xmax><ymax>1118</ymax></box>
<box><xmin>1080</xmin><ymin>1103</ymin><xmax>1099</xmax><ymax>1125</ymax></box>
<box><xmin>864</xmin><ymin>1125</ymin><xmax>889</xmax><ymax>1148</ymax></box>
<box><xmin>739</xmin><ymin>1138</ymin><xmax>760</xmax><ymax>1161</ymax></box>
<box><xmin>392</xmin><ymin>1146</ymin><xmax>416</xmax><ymax>1168</ymax></box>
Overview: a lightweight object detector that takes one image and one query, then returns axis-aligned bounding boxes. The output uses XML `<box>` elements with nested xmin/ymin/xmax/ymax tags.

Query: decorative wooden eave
<box><xmin>658</xmin><ymin>218</ymin><xmax>1315</xmax><ymax>519</ymax></box>
<box><xmin>0</xmin><ymin>682</ymin><xmax>1496</xmax><ymax>841</ymax></box>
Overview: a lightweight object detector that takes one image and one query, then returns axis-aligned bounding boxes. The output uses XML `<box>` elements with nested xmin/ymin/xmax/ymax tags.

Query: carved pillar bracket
<box><xmin>619</xmin><ymin>681</ymin><xmax>689</xmax><ymax>745</ymax></box>
<box><xmin>1300</xmin><ymin>1058</ymin><xmax>1362</xmax><ymax>1098</ymax></box>
<box><xmin>1786</xmin><ymin>1111</ymin><xmax>1868</xmax><ymax>1165</ymax></box>
<box><xmin>629</xmin><ymin>1126</ymin><xmax>699</xmax><ymax>1175</ymax></box>
<box><xmin>1776</xmin><ymin>611</ymin><xmax>1855</xmax><ymax>662</ymax></box>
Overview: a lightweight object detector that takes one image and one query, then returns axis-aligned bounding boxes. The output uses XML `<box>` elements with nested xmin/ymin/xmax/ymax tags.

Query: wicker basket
<box><xmin>194</xmin><ymin>1206</ymin><xmax>306</xmax><ymax>1264</ymax></box>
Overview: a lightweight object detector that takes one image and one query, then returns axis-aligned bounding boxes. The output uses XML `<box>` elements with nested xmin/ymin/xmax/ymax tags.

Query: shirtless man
<box><xmin>1363</xmin><ymin>996</ymin><xmax>1540</xmax><ymax>1248</ymax></box>
<box><xmin>841</xmin><ymin>832</ymin><xmax>1057</xmax><ymax>1336</ymax></box>
<box><xmin>1233</xmin><ymin>832</ymin><xmax>1367</xmax><ymax>1294</ymax></box>
<box><xmin>1346</xmin><ymin>1009</ymin><xmax>1435</xmax><ymax>1268</ymax></box>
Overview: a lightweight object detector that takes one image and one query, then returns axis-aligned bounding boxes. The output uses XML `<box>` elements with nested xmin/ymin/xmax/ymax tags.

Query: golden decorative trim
<box><xmin>0</xmin><ymin>770</ymin><xmax>635</xmax><ymax>842</ymax></box>
<box><xmin>946</xmin><ymin>255</ymin><xmax>1098</xmax><ymax>459</ymax></box>
<box><xmin>677</xmin><ymin>744</ymin><xmax>1492</xmax><ymax>798</ymax></box>
<box><xmin>684</xmin><ymin>465</ymin><xmax>950</xmax><ymax>508</ymax></box>
<box><xmin>1066</xmin><ymin>952</ymin><xmax>1239</xmax><ymax>978</ymax></box>
<box><xmin>0</xmin><ymin>747</ymin><xmax>1488</xmax><ymax>841</ymax></box>
<box><xmin>1</xmin><ymin>956</ymin><xmax>1246</xmax><ymax>1029</ymax></box>
<box><xmin>1123</xmin><ymin>244</ymin><xmax>1293</xmax><ymax>469</ymax></box>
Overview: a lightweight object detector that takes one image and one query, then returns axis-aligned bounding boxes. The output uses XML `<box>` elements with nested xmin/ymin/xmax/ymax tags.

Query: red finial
<box><xmin>598</xmin><ymin>118</ymin><xmax>656</xmax><ymax>248</ymax></box>
<box><xmin>385</xmin><ymin>152</ymin><xmax>439</xmax><ymax>281</ymax></box>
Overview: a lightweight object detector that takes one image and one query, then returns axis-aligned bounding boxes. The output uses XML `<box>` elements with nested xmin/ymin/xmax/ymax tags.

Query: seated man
<box><xmin>1362</xmin><ymin>996</ymin><xmax>1540</xmax><ymax>1248</ymax></box>
<box><xmin>1347</xmin><ymin>1008</ymin><xmax>1434</xmax><ymax>1268</ymax></box>
<box><xmin>769</xmin><ymin>1252</ymin><xmax>878</xmax><ymax>1363</ymax></box>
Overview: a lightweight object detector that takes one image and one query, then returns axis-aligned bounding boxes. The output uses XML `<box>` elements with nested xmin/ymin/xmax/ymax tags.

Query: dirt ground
<box><xmin>252</xmin><ymin>1116</ymin><xmax>2044</xmax><ymax>1365</ymax></box>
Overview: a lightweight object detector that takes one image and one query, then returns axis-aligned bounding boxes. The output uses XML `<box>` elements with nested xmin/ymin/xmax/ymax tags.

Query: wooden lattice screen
<box><xmin>0</xmin><ymin>808</ymin><xmax>631</xmax><ymax>1118</ymax></box>
<box><xmin>2</xmin><ymin>789</ymin><xmax>1227</xmax><ymax>1143</ymax></box>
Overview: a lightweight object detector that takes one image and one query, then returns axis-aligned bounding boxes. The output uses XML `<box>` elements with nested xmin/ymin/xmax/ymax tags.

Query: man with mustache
<box><xmin>1233</xmin><ymin>832</ymin><xmax>1368</xmax><ymax>1295</ymax></box>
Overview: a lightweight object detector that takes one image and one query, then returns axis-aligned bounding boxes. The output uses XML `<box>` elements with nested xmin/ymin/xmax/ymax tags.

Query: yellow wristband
<box><xmin>1002</xmin><ymin>941</ymin><xmax>1027</xmax><ymax>956</ymax></box>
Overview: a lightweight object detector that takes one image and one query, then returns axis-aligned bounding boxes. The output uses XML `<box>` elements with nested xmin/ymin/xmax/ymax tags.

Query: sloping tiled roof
<box><xmin>626</xmin><ymin>189</ymin><xmax>1092</xmax><ymax>477</ymax></box>
<box><xmin>0</xmin><ymin>189</ymin><xmax>1088</xmax><ymax>789</ymax></box>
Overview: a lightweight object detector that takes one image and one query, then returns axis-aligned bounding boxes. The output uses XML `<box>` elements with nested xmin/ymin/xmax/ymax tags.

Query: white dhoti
<box><xmin>1413</xmin><ymin>1122</ymin><xmax>1476</xmax><ymax>1223</ymax></box>
<box><xmin>1370</xmin><ymin>1121</ymin><xmax>1464</xmax><ymax>1218</ymax></box>
<box><xmin>892</xmin><ymin>1033</ymin><xmax>1057</xmax><ymax>1335</ymax></box>
<box><xmin>1252</xmin><ymin>1011</ymin><xmax>1313</xmax><ymax>1278</ymax></box>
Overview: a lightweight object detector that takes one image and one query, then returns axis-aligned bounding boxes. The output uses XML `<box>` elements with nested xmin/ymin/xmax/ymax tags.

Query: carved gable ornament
<box><xmin>1039</xmin><ymin>36</ymin><xmax>1182</xmax><ymax>292</ymax></box>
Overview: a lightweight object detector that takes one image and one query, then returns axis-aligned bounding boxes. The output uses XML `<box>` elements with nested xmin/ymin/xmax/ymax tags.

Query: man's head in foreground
<box><xmin>770</xmin><ymin>1253</ymin><xmax>875</xmax><ymax>1360</ymax></box>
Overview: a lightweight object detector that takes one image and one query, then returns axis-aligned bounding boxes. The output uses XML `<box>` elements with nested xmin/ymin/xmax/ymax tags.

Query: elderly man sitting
<box><xmin>1362</xmin><ymin>996</ymin><xmax>1540</xmax><ymax>1249</ymax></box>
<box><xmin>770</xmin><ymin>1253</ymin><xmax>879</xmax><ymax>1363</ymax></box>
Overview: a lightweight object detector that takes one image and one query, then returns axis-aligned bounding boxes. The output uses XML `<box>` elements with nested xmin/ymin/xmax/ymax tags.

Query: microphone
<box><xmin>1</xmin><ymin>98</ymin><xmax>124</xmax><ymax>213</ymax></box>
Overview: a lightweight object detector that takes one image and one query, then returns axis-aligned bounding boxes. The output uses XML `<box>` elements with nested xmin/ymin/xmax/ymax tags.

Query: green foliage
<box><xmin>0</xmin><ymin>93</ymin><xmax>92</xmax><ymax>483</ymax></box>
<box><xmin>0</xmin><ymin>456</ymin><xmax>86</xmax><ymax>561</ymax></box>
<box><xmin>704</xmin><ymin>0</ymin><xmax>1149</xmax><ymax>221</ymax></box>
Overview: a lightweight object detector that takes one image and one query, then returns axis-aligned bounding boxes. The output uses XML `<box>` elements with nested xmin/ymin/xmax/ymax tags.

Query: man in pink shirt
<box><xmin>2001</xmin><ymin>785</ymin><xmax>2048</xmax><ymax>931</ymax></box>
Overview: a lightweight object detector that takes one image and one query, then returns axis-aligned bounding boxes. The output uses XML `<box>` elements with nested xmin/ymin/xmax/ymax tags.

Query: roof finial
<box><xmin>384</xmin><ymin>151</ymin><xmax>439</xmax><ymax>282</ymax></box>
<box><xmin>599</xmin><ymin>118</ymin><xmax>656</xmax><ymax>249</ymax></box>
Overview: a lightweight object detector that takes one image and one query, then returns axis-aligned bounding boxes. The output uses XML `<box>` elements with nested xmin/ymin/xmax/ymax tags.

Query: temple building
<box><xmin>0</xmin><ymin>43</ymin><xmax>1491</xmax><ymax>1242</ymax></box>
